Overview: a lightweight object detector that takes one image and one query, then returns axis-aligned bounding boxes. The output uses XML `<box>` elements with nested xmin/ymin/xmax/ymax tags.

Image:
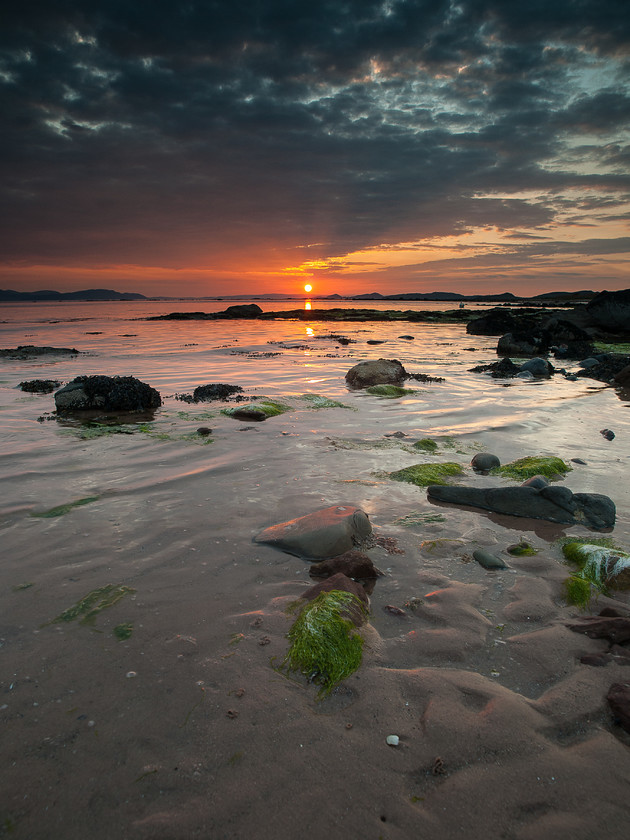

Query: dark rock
<box><xmin>466</xmin><ymin>310</ymin><xmax>523</xmax><ymax>335</ymax></box>
<box><xmin>398</xmin><ymin>335</ymin><xmax>415</xmax><ymax>340</ymax></box>
<box><xmin>0</xmin><ymin>345</ymin><xmax>80</xmax><ymax>359</ymax></box>
<box><xmin>586</xmin><ymin>289</ymin><xmax>630</xmax><ymax>334</ymax></box>
<box><xmin>54</xmin><ymin>375</ymin><xmax>161</xmax><ymax>413</ymax></box>
<box><xmin>497</xmin><ymin>331</ymin><xmax>547</xmax><ymax>357</ymax></box>
<box><xmin>219</xmin><ymin>304</ymin><xmax>263</xmax><ymax>318</ymax></box>
<box><xmin>192</xmin><ymin>383</ymin><xmax>244</xmax><ymax>401</ymax></box>
<box><xmin>383</xmin><ymin>605</ymin><xmax>406</xmax><ymax>616</ymax></box>
<box><xmin>576</xmin><ymin>353</ymin><xmax>630</xmax><ymax>384</ymax></box>
<box><xmin>254</xmin><ymin>505</ymin><xmax>373</xmax><ymax>559</ymax></box>
<box><xmin>473</xmin><ymin>549</ymin><xmax>508</xmax><ymax>570</ymax></box>
<box><xmin>196</xmin><ymin>427</ymin><xmax>212</xmax><ymax>436</ymax></box>
<box><xmin>19</xmin><ymin>379</ymin><xmax>62</xmax><ymax>393</ymax></box>
<box><xmin>566</xmin><ymin>614</ymin><xmax>630</xmax><ymax>644</ymax></box>
<box><xmin>309</xmin><ymin>550</ymin><xmax>383</xmax><ymax>580</ymax></box>
<box><xmin>229</xmin><ymin>406</ymin><xmax>268</xmax><ymax>421</ymax></box>
<box><xmin>345</xmin><ymin>358</ymin><xmax>408</xmax><ymax>389</ymax></box>
<box><xmin>471</xmin><ymin>453</ymin><xmax>500</xmax><ymax>472</ymax></box>
<box><xmin>469</xmin><ymin>357</ymin><xmax>521</xmax><ymax>378</ymax></box>
<box><xmin>521</xmin><ymin>475</ymin><xmax>549</xmax><ymax>489</ymax></box>
<box><xmin>366</xmin><ymin>339</ymin><xmax>386</xmax><ymax>345</ymax></box>
<box><xmin>614</xmin><ymin>365</ymin><xmax>630</xmax><ymax>387</ymax></box>
<box><xmin>607</xmin><ymin>683</ymin><xmax>630</xmax><ymax>733</ymax></box>
<box><xmin>426</xmin><ymin>483</ymin><xmax>615</xmax><ymax>529</ymax></box>
<box><xmin>519</xmin><ymin>357</ymin><xmax>554</xmax><ymax>378</ymax></box>
<box><xmin>600</xmin><ymin>428</ymin><xmax>615</xmax><ymax>441</ymax></box>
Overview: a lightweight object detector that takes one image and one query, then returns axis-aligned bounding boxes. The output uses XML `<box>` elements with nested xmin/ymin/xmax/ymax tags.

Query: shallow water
<box><xmin>1</xmin><ymin>300</ymin><xmax>629</xmax><ymax>838</ymax></box>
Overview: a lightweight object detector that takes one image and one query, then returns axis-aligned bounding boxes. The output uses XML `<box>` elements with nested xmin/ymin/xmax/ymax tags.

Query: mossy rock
<box><xmin>506</xmin><ymin>540</ymin><xmax>538</xmax><ymax>557</ymax></box>
<box><xmin>282</xmin><ymin>590</ymin><xmax>366</xmax><ymax>697</ymax></box>
<box><xmin>562</xmin><ymin>541</ymin><xmax>630</xmax><ymax>590</ymax></box>
<box><xmin>365</xmin><ymin>384</ymin><xmax>415</xmax><ymax>398</ymax></box>
<box><xmin>221</xmin><ymin>400</ymin><xmax>290</xmax><ymax>420</ymax></box>
<box><xmin>493</xmin><ymin>455</ymin><xmax>571</xmax><ymax>481</ymax></box>
<box><xmin>413</xmin><ymin>438</ymin><xmax>438</xmax><ymax>453</ymax></box>
<box><xmin>389</xmin><ymin>462</ymin><xmax>464</xmax><ymax>487</ymax></box>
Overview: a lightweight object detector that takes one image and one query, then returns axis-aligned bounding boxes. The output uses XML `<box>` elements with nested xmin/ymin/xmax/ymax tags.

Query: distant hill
<box><xmin>0</xmin><ymin>288</ymin><xmax>147</xmax><ymax>301</ymax></box>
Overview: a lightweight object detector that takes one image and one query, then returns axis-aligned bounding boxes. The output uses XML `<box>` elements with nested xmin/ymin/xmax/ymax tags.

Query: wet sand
<box><xmin>1</xmin><ymin>302</ymin><xmax>630</xmax><ymax>838</ymax></box>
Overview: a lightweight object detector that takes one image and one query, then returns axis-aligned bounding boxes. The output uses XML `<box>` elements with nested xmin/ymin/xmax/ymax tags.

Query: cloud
<box><xmin>1</xmin><ymin>1</ymin><xmax>629</xmax><ymax>292</ymax></box>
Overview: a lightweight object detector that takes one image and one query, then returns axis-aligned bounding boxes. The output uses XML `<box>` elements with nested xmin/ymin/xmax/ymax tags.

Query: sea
<box><xmin>1</xmin><ymin>298</ymin><xmax>629</xmax><ymax>838</ymax></box>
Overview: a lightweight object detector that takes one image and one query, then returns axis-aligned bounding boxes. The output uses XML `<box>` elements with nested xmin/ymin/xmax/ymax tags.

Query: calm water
<box><xmin>2</xmin><ymin>299</ymin><xmax>630</xmax><ymax>839</ymax></box>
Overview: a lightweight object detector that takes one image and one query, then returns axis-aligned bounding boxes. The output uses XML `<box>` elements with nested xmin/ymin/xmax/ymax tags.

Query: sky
<box><xmin>1</xmin><ymin>0</ymin><xmax>629</xmax><ymax>298</ymax></box>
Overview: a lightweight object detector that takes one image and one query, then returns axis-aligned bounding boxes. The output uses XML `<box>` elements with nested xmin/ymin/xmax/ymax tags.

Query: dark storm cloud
<box><xmin>1</xmin><ymin>1</ymin><xmax>629</xmax><ymax>282</ymax></box>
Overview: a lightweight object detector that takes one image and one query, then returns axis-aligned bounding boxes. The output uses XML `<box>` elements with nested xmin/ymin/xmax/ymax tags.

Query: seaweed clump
<box><xmin>45</xmin><ymin>584</ymin><xmax>135</xmax><ymax>627</ymax></box>
<box><xmin>282</xmin><ymin>590</ymin><xmax>367</xmax><ymax>697</ymax></box>
<box><xmin>413</xmin><ymin>438</ymin><xmax>438</xmax><ymax>453</ymax></box>
<box><xmin>389</xmin><ymin>462</ymin><xmax>463</xmax><ymax>487</ymax></box>
<box><xmin>493</xmin><ymin>455</ymin><xmax>571</xmax><ymax>481</ymax></box>
<box><xmin>365</xmin><ymin>384</ymin><xmax>415</xmax><ymax>398</ymax></box>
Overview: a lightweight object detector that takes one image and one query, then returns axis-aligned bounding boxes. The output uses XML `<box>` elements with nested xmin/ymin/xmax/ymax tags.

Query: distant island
<box><xmin>0</xmin><ymin>287</ymin><xmax>597</xmax><ymax>303</ymax></box>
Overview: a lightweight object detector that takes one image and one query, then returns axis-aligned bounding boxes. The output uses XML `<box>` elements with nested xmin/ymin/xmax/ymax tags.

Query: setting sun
<box><xmin>304</xmin><ymin>284</ymin><xmax>312</xmax><ymax>293</ymax></box>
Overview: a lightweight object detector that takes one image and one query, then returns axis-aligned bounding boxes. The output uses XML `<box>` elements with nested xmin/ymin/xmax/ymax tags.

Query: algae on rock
<box><xmin>282</xmin><ymin>590</ymin><xmax>367</xmax><ymax>697</ymax></box>
<box><xmin>389</xmin><ymin>462</ymin><xmax>463</xmax><ymax>487</ymax></box>
<box><xmin>493</xmin><ymin>455</ymin><xmax>571</xmax><ymax>481</ymax></box>
<box><xmin>365</xmin><ymin>384</ymin><xmax>415</xmax><ymax>398</ymax></box>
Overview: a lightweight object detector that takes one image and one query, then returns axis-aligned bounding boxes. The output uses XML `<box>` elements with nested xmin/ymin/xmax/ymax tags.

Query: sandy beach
<box><xmin>1</xmin><ymin>300</ymin><xmax>630</xmax><ymax>839</ymax></box>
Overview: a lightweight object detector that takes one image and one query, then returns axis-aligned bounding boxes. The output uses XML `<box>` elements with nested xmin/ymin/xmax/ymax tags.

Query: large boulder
<box><xmin>497</xmin><ymin>332</ymin><xmax>547</xmax><ymax>357</ymax></box>
<box><xmin>614</xmin><ymin>365</ymin><xmax>630</xmax><ymax>388</ymax></box>
<box><xmin>345</xmin><ymin>358</ymin><xmax>408</xmax><ymax>389</ymax></box>
<box><xmin>218</xmin><ymin>304</ymin><xmax>263</xmax><ymax>318</ymax></box>
<box><xmin>586</xmin><ymin>289</ymin><xmax>630</xmax><ymax>334</ymax></box>
<box><xmin>254</xmin><ymin>505</ymin><xmax>372</xmax><ymax>559</ymax></box>
<box><xmin>54</xmin><ymin>375</ymin><xmax>161</xmax><ymax>413</ymax></box>
<box><xmin>426</xmin><ymin>483</ymin><xmax>615</xmax><ymax>530</ymax></box>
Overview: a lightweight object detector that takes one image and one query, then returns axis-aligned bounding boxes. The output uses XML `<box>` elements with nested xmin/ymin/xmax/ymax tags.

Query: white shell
<box><xmin>386</xmin><ymin>735</ymin><xmax>400</xmax><ymax>746</ymax></box>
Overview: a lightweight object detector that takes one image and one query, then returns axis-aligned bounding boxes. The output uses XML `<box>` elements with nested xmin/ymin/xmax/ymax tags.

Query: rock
<box><xmin>299</xmin><ymin>572</ymin><xmax>370</xmax><ymax>621</ymax></box>
<box><xmin>54</xmin><ymin>375</ymin><xmax>161</xmax><ymax>413</ymax></box>
<box><xmin>466</xmin><ymin>310</ymin><xmax>522</xmax><ymax>335</ymax></box>
<box><xmin>521</xmin><ymin>475</ymin><xmax>549</xmax><ymax>489</ymax></box>
<box><xmin>219</xmin><ymin>303</ymin><xmax>263</xmax><ymax>318</ymax></box>
<box><xmin>19</xmin><ymin>379</ymin><xmax>62</xmax><ymax>393</ymax></box>
<box><xmin>497</xmin><ymin>332</ymin><xmax>547</xmax><ymax>357</ymax></box>
<box><xmin>519</xmin><ymin>357</ymin><xmax>553</xmax><ymax>377</ymax></box>
<box><xmin>472</xmin><ymin>549</ymin><xmax>508</xmax><ymax>570</ymax></box>
<box><xmin>471</xmin><ymin>453</ymin><xmax>500</xmax><ymax>472</ymax></box>
<box><xmin>614</xmin><ymin>365</ymin><xmax>630</xmax><ymax>387</ymax></box>
<box><xmin>607</xmin><ymin>683</ymin><xmax>630</xmax><ymax>733</ymax></box>
<box><xmin>309</xmin><ymin>550</ymin><xmax>383</xmax><ymax>580</ymax></box>
<box><xmin>0</xmin><ymin>345</ymin><xmax>80</xmax><ymax>359</ymax></box>
<box><xmin>386</xmin><ymin>735</ymin><xmax>400</xmax><ymax>746</ymax></box>
<box><xmin>426</xmin><ymin>484</ymin><xmax>615</xmax><ymax>529</ymax></box>
<box><xmin>566</xmin><ymin>611</ymin><xmax>630</xmax><ymax>644</ymax></box>
<box><xmin>579</xmin><ymin>357</ymin><xmax>600</xmax><ymax>369</ymax></box>
<box><xmin>196</xmin><ymin>427</ymin><xmax>212</xmax><ymax>436</ymax></box>
<box><xmin>345</xmin><ymin>358</ymin><xmax>408</xmax><ymax>389</ymax></box>
<box><xmin>562</xmin><ymin>543</ymin><xmax>630</xmax><ymax>590</ymax></box>
<box><xmin>586</xmin><ymin>288</ymin><xmax>630</xmax><ymax>334</ymax></box>
<box><xmin>254</xmin><ymin>505</ymin><xmax>372</xmax><ymax>559</ymax></box>
<box><xmin>600</xmin><ymin>428</ymin><xmax>615</xmax><ymax>441</ymax></box>
<box><xmin>366</xmin><ymin>384</ymin><xmax>413</xmax><ymax>397</ymax></box>
<box><xmin>398</xmin><ymin>335</ymin><xmax>414</xmax><ymax>340</ymax></box>
<box><xmin>192</xmin><ymin>383</ymin><xmax>244</xmax><ymax>401</ymax></box>
<box><xmin>469</xmin><ymin>357</ymin><xmax>521</xmax><ymax>377</ymax></box>
<box><xmin>222</xmin><ymin>400</ymin><xmax>289</xmax><ymax>421</ymax></box>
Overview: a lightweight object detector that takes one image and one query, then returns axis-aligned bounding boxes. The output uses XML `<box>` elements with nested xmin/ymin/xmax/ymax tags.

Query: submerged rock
<box><xmin>389</xmin><ymin>462</ymin><xmax>464</xmax><ymax>487</ymax></box>
<box><xmin>309</xmin><ymin>550</ymin><xmax>383</xmax><ymax>581</ymax></box>
<box><xmin>427</xmin><ymin>484</ymin><xmax>615</xmax><ymax>529</ymax></box>
<box><xmin>19</xmin><ymin>379</ymin><xmax>62</xmax><ymax>393</ymax></box>
<box><xmin>222</xmin><ymin>400</ymin><xmax>290</xmax><ymax>421</ymax></box>
<box><xmin>54</xmin><ymin>375</ymin><xmax>161</xmax><ymax>413</ymax></box>
<box><xmin>254</xmin><ymin>505</ymin><xmax>373</xmax><ymax>559</ymax></box>
<box><xmin>345</xmin><ymin>358</ymin><xmax>408</xmax><ymax>389</ymax></box>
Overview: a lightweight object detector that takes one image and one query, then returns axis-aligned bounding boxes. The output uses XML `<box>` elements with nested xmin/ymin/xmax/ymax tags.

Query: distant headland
<box><xmin>0</xmin><ymin>287</ymin><xmax>598</xmax><ymax>303</ymax></box>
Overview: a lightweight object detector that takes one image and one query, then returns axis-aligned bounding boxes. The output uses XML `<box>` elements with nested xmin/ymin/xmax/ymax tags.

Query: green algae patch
<box><xmin>594</xmin><ymin>341</ymin><xmax>630</xmax><ymax>354</ymax></box>
<box><xmin>563</xmin><ymin>575</ymin><xmax>594</xmax><ymax>609</ymax></box>
<box><xmin>493</xmin><ymin>456</ymin><xmax>571</xmax><ymax>481</ymax></box>
<box><xmin>113</xmin><ymin>622</ymin><xmax>134</xmax><ymax>641</ymax></box>
<box><xmin>507</xmin><ymin>540</ymin><xmax>538</xmax><ymax>557</ymax></box>
<box><xmin>282</xmin><ymin>590</ymin><xmax>366</xmax><ymax>697</ymax></box>
<box><xmin>389</xmin><ymin>462</ymin><xmax>463</xmax><ymax>487</ymax></box>
<box><xmin>45</xmin><ymin>584</ymin><xmax>135</xmax><ymax>627</ymax></box>
<box><xmin>299</xmin><ymin>393</ymin><xmax>354</xmax><ymax>410</ymax></box>
<box><xmin>32</xmin><ymin>496</ymin><xmax>99</xmax><ymax>518</ymax></box>
<box><xmin>392</xmin><ymin>511</ymin><xmax>446</xmax><ymax>526</ymax></box>
<box><xmin>413</xmin><ymin>438</ymin><xmax>439</xmax><ymax>453</ymax></box>
<box><xmin>13</xmin><ymin>582</ymin><xmax>34</xmax><ymax>592</ymax></box>
<box><xmin>221</xmin><ymin>399</ymin><xmax>290</xmax><ymax>419</ymax></box>
<box><xmin>559</xmin><ymin>537</ymin><xmax>628</xmax><ymax>606</ymax></box>
<box><xmin>365</xmin><ymin>384</ymin><xmax>415</xmax><ymax>398</ymax></box>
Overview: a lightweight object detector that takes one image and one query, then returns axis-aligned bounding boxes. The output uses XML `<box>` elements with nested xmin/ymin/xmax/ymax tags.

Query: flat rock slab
<box><xmin>426</xmin><ymin>484</ymin><xmax>615</xmax><ymax>530</ymax></box>
<box><xmin>254</xmin><ymin>505</ymin><xmax>372</xmax><ymax>559</ymax></box>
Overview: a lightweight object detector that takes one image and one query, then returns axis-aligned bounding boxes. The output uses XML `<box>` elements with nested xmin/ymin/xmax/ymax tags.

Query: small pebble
<box><xmin>386</xmin><ymin>735</ymin><xmax>400</xmax><ymax>746</ymax></box>
<box><xmin>126</xmin><ymin>671</ymin><xmax>137</xmax><ymax>678</ymax></box>
<box><xmin>600</xmin><ymin>428</ymin><xmax>615</xmax><ymax>440</ymax></box>
<box><xmin>197</xmin><ymin>427</ymin><xmax>212</xmax><ymax>436</ymax></box>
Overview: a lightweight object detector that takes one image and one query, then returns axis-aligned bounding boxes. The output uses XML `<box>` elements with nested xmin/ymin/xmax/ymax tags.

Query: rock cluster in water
<box><xmin>54</xmin><ymin>375</ymin><xmax>162</xmax><ymax>413</ymax></box>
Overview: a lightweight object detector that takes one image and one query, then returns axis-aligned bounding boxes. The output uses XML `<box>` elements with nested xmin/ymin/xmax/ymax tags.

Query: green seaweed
<box><xmin>507</xmin><ymin>541</ymin><xmax>538</xmax><ymax>556</ymax></box>
<box><xmin>412</xmin><ymin>438</ymin><xmax>438</xmax><ymax>453</ymax></box>
<box><xmin>365</xmin><ymin>384</ymin><xmax>415</xmax><ymax>398</ymax></box>
<box><xmin>282</xmin><ymin>590</ymin><xmax>367</xmax><ymax>697</ymax></box>
<box><xmin>564</xmin><ymin>575</ymin><xmax>596</xmax><ymax>609</ymax></box>
<box><xmin>12</xmin><ymin>582</ymin><xmax>34</xmax><ymax>591</ymax></box>
<box><xmin>176</xmin><ymin>411</ymin><xmax>215</xmax><ymax>421</ymax></box>
<box><xmin>388</xmin><ymin>462</ymin><xmax>463</xmax><ymax>487</ymax></box>
<box><xmin>493</xmin><ymin>455</ymin><xmax>571</xmax><ymax>481</ymax></box>
<box><xmin>299</xmin><ymin>393</ymin><xmax>354</xmax><ymax>410</ymax></box>
<box><xmin>221</xmin><ymin>399</ymin><xmax>290</xmax><ymax>418</ymax></box>
<box><xmin>45</xmin><ymin>584</ymin><xmax>135</xmax><ymax>626</ymax></box>
<box><xmin>31</xmin><ymin>496</ymin><xmax>100</xmax><ymax>518</ymax></box>
<box><xmin>113</xmin><ymin>622</ymin><xmax>134</xmax><ymax>640</ymax></box>
<box><xmin>593</xmin><ymin>341</ymin><xmax>630</xmax><ymax>354</ymax></box>
<box><xmin>392</xmin><ymin>511</ymin><xmax>446</xmax><ymax>526</ymax></box>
